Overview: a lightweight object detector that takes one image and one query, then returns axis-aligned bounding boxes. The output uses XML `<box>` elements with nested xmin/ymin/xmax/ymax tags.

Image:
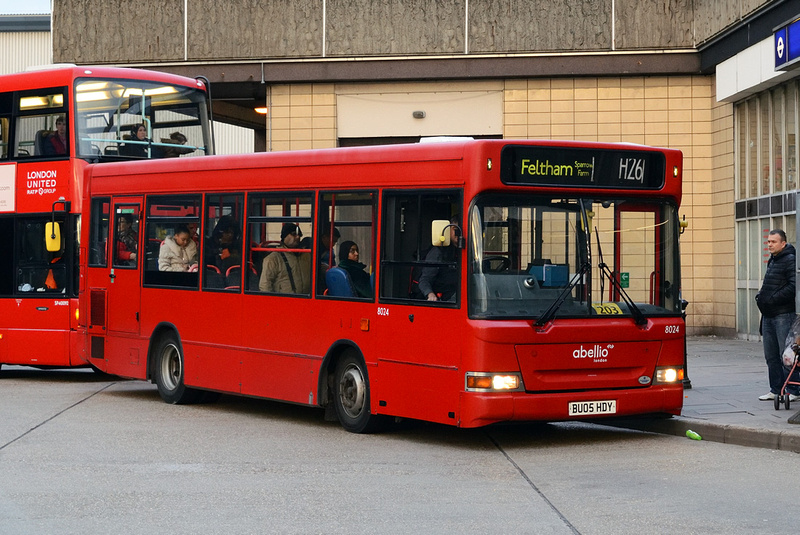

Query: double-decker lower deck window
<box><xmin>0</xmin><ymin>216</ymin><xmax>74</xmax><ymax>295</ymax></box>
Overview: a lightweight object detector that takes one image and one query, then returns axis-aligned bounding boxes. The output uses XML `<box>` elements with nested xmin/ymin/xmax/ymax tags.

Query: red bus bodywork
<box><xmin>83</xmin><ymin>140</ymin><xmax>685</xmax><ymax>429</ymax></box>
<box><xmin>0</xmin><ymin>66</ymin><xmax>209</xmax><ymax>369</ymax></box>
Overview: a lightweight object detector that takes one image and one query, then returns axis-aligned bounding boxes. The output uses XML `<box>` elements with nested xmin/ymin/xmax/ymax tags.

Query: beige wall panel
<box><xmin>326</xmin><ymin>0</ymin><xmax>463</xmax><ymax>56</ymax></box>
<box><xmin>187</xmin><ymin>0</ymin><xmax>322</xmax><ymax>60</ymax></box>
<box><xmin>53</xmin><ymin>0</ymin><xmax>184</xmax><ymax>63</ymax></box>
<box><xmin>337</xmin><ymin>89</ymin><xmax>502</xmax><ymax>138</ymax></box>
<box><xmin>710</xmin><ymin>88</ymin><xmax>736</xmax><ymax>335</ymax></box>
<box><xmin>615</xmin><ymin>0</ymin><xmax>694</xmax><ymax>49</ymax></box>
<box><xmin>469</xmin><ymin>0</ymin><xmax>611</xmax><ymax>53</ymax></box>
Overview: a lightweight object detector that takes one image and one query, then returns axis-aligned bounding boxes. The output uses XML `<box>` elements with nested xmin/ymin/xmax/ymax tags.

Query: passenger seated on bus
<box><xmin>258</xmin><ymin>223</ymin><xmax>310</xmax><ymax>294</ymax></box>
<box><xmin>43</xmin><ymin>116</ymin><xmax>67</xmax><ymax>156</ymax></box>
<box><xmin>160</xmin><ymin>131</ymin><xmax>192</xmax><ymax>158</ymax></box>
<box><xmin>418</xmin><ymin>215</ymin><xmax>460</xmax><ymax>302</ymax></box>
<box><xmin>206</xmin><ymin>215</ymin><xmax>241</xmax><ymax>273</ymax></box>
<box><xmin>120</xmin><ymin>124</ymin><xmax>162</xmax><ymax>159</ymax></box>
<box><xmin>158</xmin><ymin>225</ymin><xmax>198</xmax><ymax>272</ymax></box>
<box><xmin>336</xmin><ymin>241</ymin><xmax>372</xmax><ymax>298</ymax></box>
<box><xmin>116</xmin><ymin>213</ymin><xmax>138</xmax><ymax>265</ymax></box>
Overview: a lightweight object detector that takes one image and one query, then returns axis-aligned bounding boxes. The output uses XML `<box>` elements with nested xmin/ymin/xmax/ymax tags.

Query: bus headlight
<box><xmin>654</xmin><ymin>366</ymin><xmax>684</xmax><ymax>384</ymax></box>
<box><xmin>465</xmin><ymin>372</ymin><xmax>524</xmax><ymax>392</ymax></box>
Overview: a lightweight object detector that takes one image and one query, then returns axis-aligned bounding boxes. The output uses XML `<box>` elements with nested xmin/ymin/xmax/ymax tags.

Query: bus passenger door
<box><xmin>106</xmin><ymin>199</ymin><xmax>142</xmax><ymax>334</ymax></box>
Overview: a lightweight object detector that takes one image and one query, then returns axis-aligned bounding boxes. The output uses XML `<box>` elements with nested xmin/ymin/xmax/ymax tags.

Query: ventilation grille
<box><xmin>91</xmin><ymin>336</ymin><xmax>105</xmax><ymax>360</ymax></box>
<box><xmin>90</xmin><ymin>289</ymin><xmax>106</xmax><ymax>328</ymax></box>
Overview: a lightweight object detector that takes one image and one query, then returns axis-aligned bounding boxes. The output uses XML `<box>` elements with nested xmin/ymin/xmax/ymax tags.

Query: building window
<box><xmin>734</xmin><ymin>80</ymin><xmax>800</xmax><ymax>337</ymax></box>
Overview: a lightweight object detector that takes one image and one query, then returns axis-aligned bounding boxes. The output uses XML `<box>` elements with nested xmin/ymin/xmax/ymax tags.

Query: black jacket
<box><xmin>756</xmin><ymin>243</ymin><xmax>796</xmax><ymax>317</ymax></box>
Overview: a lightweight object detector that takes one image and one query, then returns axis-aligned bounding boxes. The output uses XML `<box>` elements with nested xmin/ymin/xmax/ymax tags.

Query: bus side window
<box><xmin>143</xmin><ymin>194</ymin><xmax>201</xmax><ymax>289</ymax></box>
<box><xmin>113</xmin><ymin>205</ymin><xmax>140</xmax><ymax>268</ymax></box>
<box><xmin>89</xmin><ymin>198</ymin><xmax>110</xmax><ymax>267</ymax></box>
<box><xmin>379</xmin><ymin>190</ymin><xmax>462</xmax><ymax>305</ymax></box>
<box><xmin>246</xmin><ymin>192</ymin><xmax>313</xmax><ymax>296</ymax></box>
<box><xmin>317</xmin><ymin>191</ymin><xmax>376</xmax><ymax>299</ymax></box>
<box><xmin>13</xmin><ymin>88</ymin><xmax>67</xmax><ymax>159</ymax></box>
<box><xmin>203</xmin><ymin>193</ymin><xmax>244</xmax><ymax>292</ymax></box>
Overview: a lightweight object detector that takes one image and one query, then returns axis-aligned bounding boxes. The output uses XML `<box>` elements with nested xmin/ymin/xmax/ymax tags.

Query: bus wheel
<box><xmin>334</xmin><ymin>352</ymin><xmax>384</xmax><ymax>433</ymax></box>
<box><xmin>154</xmin><ymin>334</ymin><xmax>200</xmax><ymax>405</ymax></box>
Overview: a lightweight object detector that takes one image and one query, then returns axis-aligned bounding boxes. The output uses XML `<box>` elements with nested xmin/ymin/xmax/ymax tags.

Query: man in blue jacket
<box><xmin>755</xmin><ymin>229</ymin><xmax>799</xmax><ymax>401</ymax></box>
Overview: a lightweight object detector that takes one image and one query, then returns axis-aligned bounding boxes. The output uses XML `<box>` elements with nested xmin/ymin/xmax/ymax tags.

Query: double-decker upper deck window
<box><xmin>75</xmin><ymin>78</ymin><xmax>212</xmax><ymax>161</ymax></box>
<box><xmin>12</xmin><ymin>87</ymin><xmax>68</xmax><ymax>159</ymax></box>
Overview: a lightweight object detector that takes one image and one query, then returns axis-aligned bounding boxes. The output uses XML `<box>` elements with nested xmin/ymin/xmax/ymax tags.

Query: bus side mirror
<box><xmin>45</xmin><ymin>222</ymin><xmax>61</xmax><ymax>252</ymax></box>
<box><xmin>431</xmin><ymin>220</ymin><xmax>450</xmax><ymax>247</ymax></box>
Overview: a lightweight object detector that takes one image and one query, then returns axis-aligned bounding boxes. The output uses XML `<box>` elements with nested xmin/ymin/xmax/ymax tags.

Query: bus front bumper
<box><xmin>458</xmin><ymin>386</ymin><xmax>684</xmax><ymax>428</ymax></box>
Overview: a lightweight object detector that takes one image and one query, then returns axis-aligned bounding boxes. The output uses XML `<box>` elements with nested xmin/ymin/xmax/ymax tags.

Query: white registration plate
<box><xmin>568</xmin><ymin>400</ymin><xmax>617</xmax><ymax>416</ymax></box>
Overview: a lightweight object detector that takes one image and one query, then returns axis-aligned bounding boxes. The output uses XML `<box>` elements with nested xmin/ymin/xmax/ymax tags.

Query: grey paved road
<box><xmin>1</xmin><ymin>367</ymin><xmax>797</xmax><ymax>534</ymax></box>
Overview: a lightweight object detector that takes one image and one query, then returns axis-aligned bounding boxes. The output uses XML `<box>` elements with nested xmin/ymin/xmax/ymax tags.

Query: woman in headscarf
<box><xmin>337</xmin><ymin>240</ymin><xmax>372</xmax><ymax>298</ymax></box>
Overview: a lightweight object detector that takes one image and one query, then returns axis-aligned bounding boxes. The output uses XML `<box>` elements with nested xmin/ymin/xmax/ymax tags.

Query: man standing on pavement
<box><xmin>755</xmin><ymin>229</ymin><xmax>799</xmax><ymax>402</ymax></box>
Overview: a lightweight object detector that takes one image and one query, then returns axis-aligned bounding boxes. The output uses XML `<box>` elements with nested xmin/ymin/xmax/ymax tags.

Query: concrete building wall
<box><xmin>53</xmin><ymin>0</ymin><xmax>757</xmax><ymax>65</ymax></box>
<box><xmin>54</xmin><ymin>0</ymin><xmax>184</xmax><ymax>63</ymax></box>
<box><xmin>695</xmin><ymin>0</ymin><xmax>772</xmax><ymax>45</ymax></box>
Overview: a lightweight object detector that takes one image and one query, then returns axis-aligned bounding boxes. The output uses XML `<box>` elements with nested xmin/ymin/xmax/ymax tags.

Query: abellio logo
<box><xmin>572</xmin><ymin>344</ymin><xmax>614</xmax><ymax>362</ymax></box>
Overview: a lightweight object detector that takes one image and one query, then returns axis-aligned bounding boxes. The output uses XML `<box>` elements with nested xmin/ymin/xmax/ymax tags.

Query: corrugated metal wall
<box><xmin>0</xmin><ymin>31</ymin><xmax>51</xmax><ymax>75</ymax></box>
<box><xmin>214</xmin><ymin>122</ymin><xmax>255</xmax><ymax>155</ymax></box>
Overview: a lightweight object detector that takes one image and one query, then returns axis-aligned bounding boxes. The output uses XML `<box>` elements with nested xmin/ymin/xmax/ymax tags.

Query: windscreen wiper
<box><xmin>534</xmin><ymin>261</ymin><xmax>591</xmax><ymax>327</ymax></box>
<box><xmin>594</xmin><ymin>227</ymin><xmax>647</xmax><ymax>326</ymax></box>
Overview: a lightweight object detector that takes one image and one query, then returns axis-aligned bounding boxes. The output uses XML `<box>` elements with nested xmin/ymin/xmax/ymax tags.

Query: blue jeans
<box><xmin>762</xmin><ymin>313</ymin><xmax>800</xmax><ymax>395</ymax></box>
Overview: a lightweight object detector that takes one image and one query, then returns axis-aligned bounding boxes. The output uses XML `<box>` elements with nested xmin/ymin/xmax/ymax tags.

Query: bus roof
<box><xmin>3</xmin><ymin>64</ymin><xmax>207</xmax><ymax>92</ymax></box>
<box><xmin>88</xmin><ymin>139</ymin><xmax>682</xmax><ymax>200</ymax></box>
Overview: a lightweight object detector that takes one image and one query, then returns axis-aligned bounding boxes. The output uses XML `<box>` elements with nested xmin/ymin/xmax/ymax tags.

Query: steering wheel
<box><xmin>482</xmin><ymin>256</ymin><xmax>511</xmax><ymax>273</ymax></box>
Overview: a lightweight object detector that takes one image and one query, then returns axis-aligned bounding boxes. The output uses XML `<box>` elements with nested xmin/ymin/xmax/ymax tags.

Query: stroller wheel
<box><xmin>786</xmin><ymin>394</ymin><xmax>792</xmax><ymax>410</ymax></box>
<box><xmin>774</xmin><ymin>395</ymin><xmax>781</xmax><ymax>410</ymax></box>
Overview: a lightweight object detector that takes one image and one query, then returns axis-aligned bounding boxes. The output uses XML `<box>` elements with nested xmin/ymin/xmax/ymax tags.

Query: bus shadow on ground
<box><xmin>0</xmin><ymin>366</ymin><xmax>120</xmax><ymax>383</ymax></box>
<box><xmin>101</xmin><ymin>382</ymin><xmax>658</xmax><ymax>449</ymax></box>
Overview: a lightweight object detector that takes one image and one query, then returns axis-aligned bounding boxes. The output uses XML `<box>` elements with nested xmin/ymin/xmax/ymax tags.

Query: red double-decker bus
<box><xmin>83</xmin><ymin>137</ymin><xmax>685</xmax><ymax>432</ymax></box>
<box><xmin>0</xmin><ymin>65</ymin><xmax>213</xmax><ymax>371</ymax></box>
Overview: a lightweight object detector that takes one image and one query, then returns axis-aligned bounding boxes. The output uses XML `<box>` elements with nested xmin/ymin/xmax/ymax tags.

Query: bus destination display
<box><xmin>500</xmin><ymin>145</ymin><xmax>666</xmax><ymax>189</ymax></box>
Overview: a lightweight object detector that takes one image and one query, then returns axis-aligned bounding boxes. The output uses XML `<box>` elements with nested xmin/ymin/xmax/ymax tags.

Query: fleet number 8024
<box><xmin>665</xmin><ymin>325</ymin><xmax>680</xmax><ymax>333</ymax></box>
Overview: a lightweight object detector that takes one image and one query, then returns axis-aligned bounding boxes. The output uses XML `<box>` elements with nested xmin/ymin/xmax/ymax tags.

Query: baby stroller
<box><xmin>776</xmin><ymin>324</ymin><xmax>800</xmax><ymax>410</ymax></box>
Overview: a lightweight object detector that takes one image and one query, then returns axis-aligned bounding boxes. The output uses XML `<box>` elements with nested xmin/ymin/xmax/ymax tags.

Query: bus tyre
<box><xmin>334</xmin><ymin>352</ymin><xmax>383</xmax><ymax>433</ymax></box>
<box><xmin>154</xmin><ymin>334</ymin><xmax>201</xmax><ymax>405</ymax></box>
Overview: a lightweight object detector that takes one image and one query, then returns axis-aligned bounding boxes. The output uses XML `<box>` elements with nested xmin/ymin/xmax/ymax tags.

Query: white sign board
<box><xmin>0</xmin><ymin>164</ymin><xmax>15</xmax><ymax>212</ymax></box>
